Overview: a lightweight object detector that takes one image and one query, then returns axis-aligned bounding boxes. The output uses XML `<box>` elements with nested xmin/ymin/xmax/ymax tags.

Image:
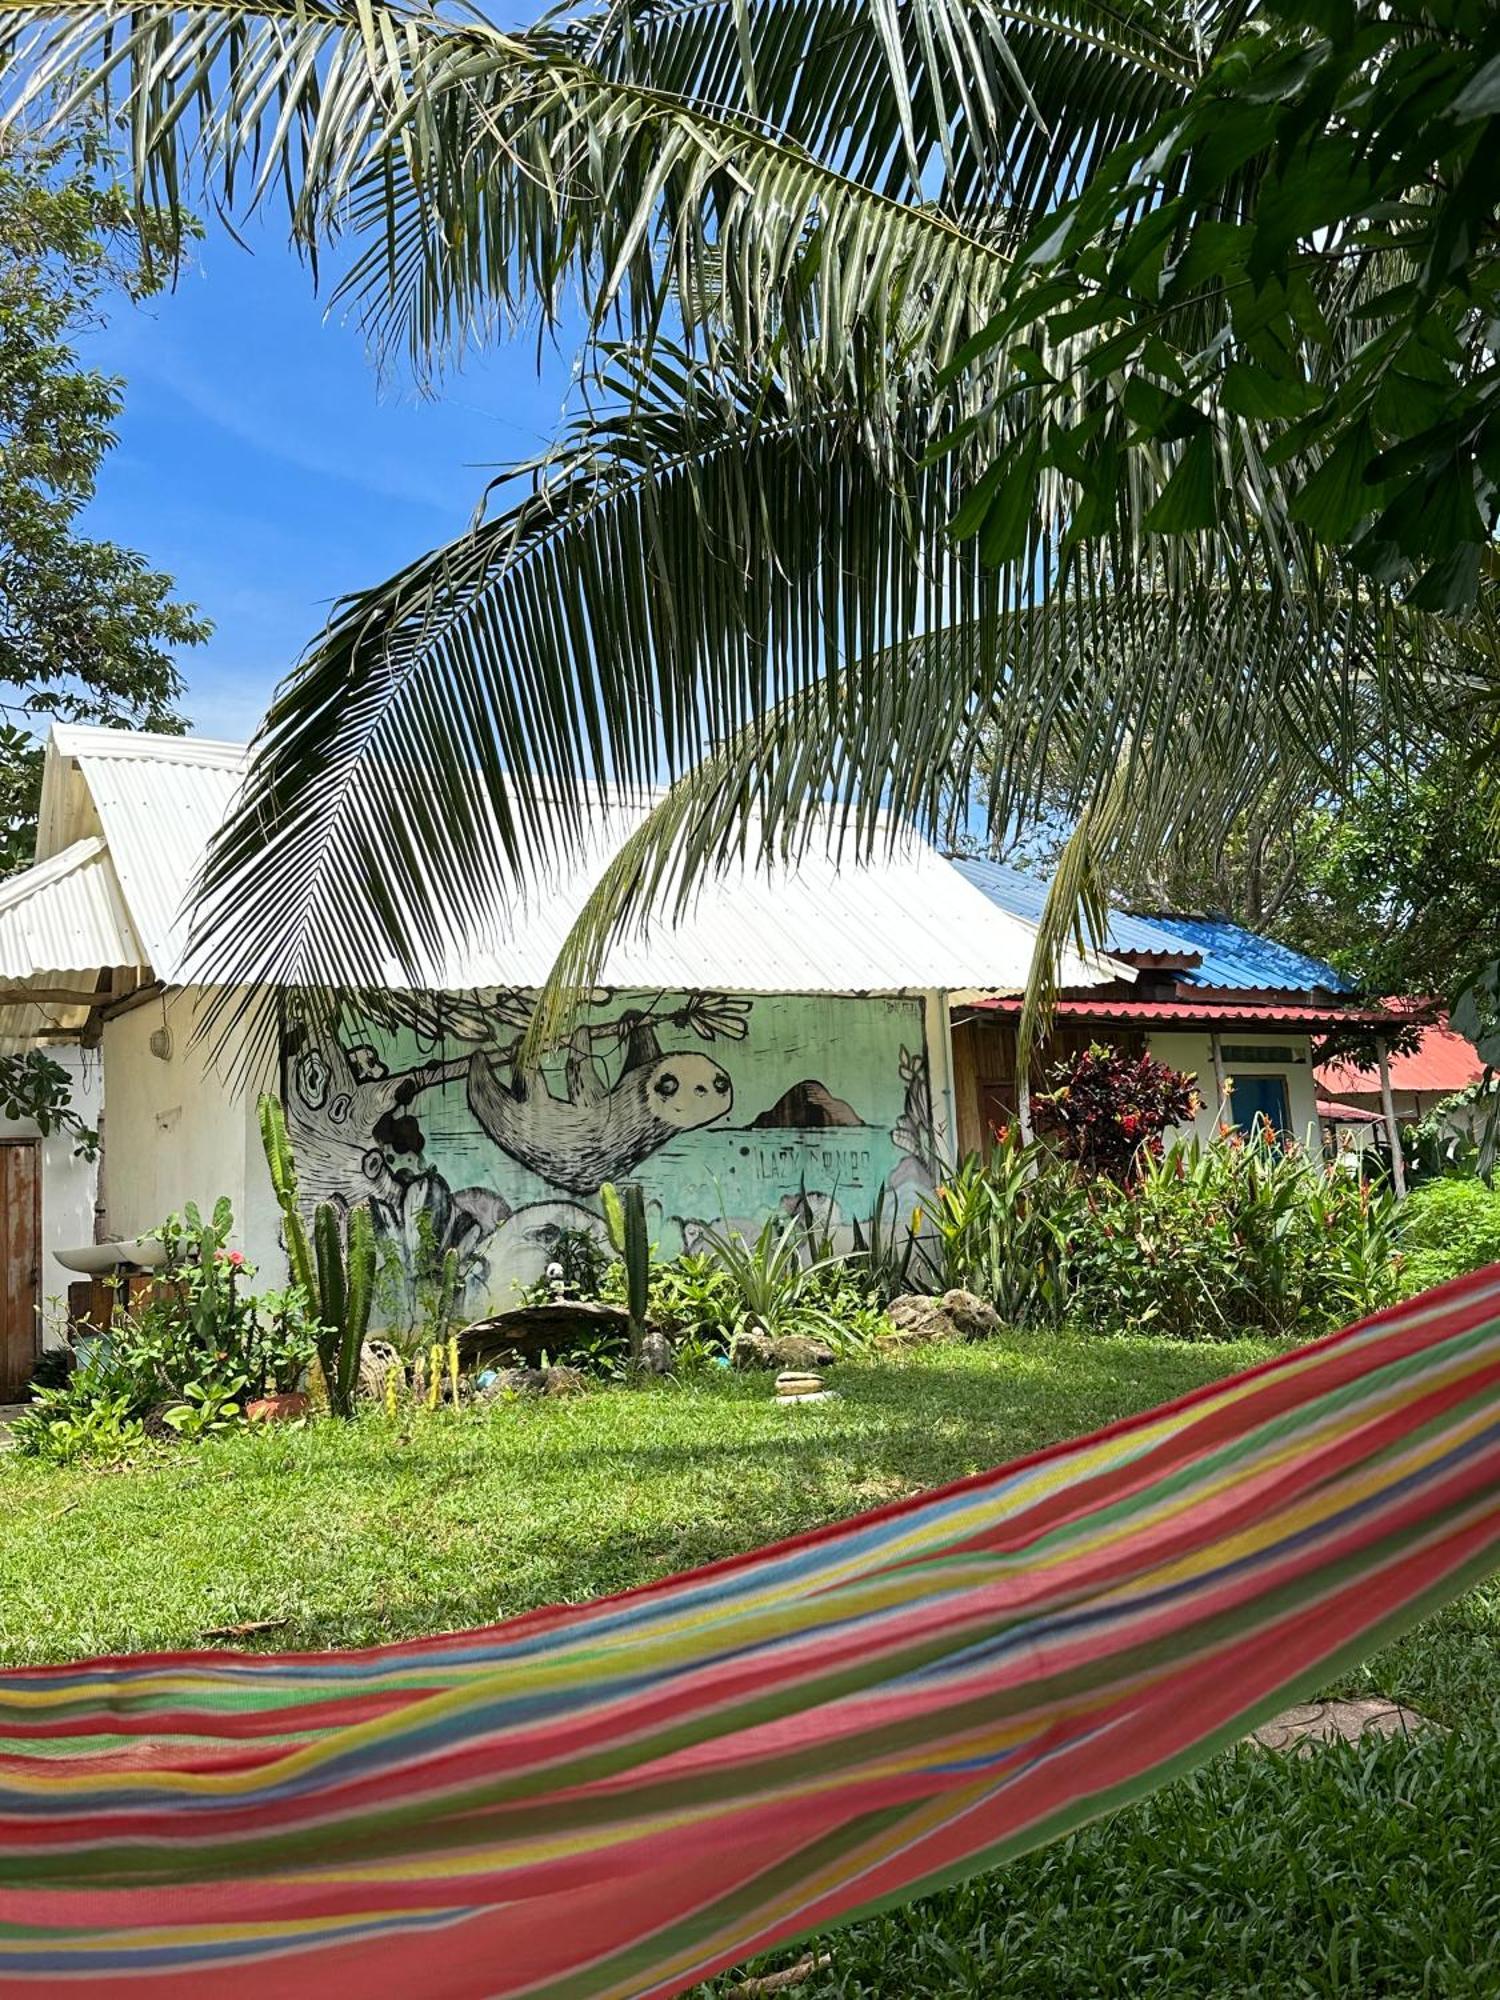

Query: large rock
<box><xmin>768</xmin><ymin>1332</ymin><xmax>837</xmax><ymax>1370</ymax></box>
<box><xmin>638</xmin><ymin>1329</ymin><xmax>674</xmax><ymax>1376</ymax></box>
<box><xmin>882</xmin><ymin>1289</ymin><xmax>1000</xmax><ymax>1347</ymax></box>
<box><xmin>729</xmin><ymin>1328</ymin><xmax>837</xmax><ymax>1371</ymax></box>
<box><xmin>459</xmin><ymin>1300</ymin><xmax>630</xmax><ymax>1369</ymax></box>
<box><xmin>730</xmin><ymin>1327</ymin><xmax>776</xmax><ymax>1371</ymax></box>
<box><xmin>939</xmin><ymin>1289</ymin><xmax>1002</xmax><ymax>1340</ymax></box>
<box><xmin>479</xmin><ymin>1362</ymin><xmax>591</xmax><ymax>1400</ymax></box>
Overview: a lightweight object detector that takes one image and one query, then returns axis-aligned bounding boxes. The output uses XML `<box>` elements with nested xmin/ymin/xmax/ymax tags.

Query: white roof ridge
<box><xmin>0</xmin><ymin>835</ymin><xmax>109</xmax><ymax>906</ymax></box>
<box><xmin>50</xmin><ymin>723</ymin><xmax>249</xmax><ymax>766</ymax></box>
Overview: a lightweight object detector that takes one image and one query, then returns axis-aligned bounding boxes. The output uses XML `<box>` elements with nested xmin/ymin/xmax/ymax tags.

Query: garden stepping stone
<box><xmin>1247</xmin><ymin>1696</ymin><xmax>1437</xmax><ymax>1755</ymax></box>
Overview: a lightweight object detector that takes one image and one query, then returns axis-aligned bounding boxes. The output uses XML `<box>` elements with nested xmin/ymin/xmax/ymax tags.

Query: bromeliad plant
<box><xmin>258</xmin><ymin>1094</ymin><xmax>376</xmax><ymax>1419</ymax></box>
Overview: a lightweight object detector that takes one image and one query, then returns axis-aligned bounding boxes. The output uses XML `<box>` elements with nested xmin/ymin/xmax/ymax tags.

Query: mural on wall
<box><xmin>282</xmin><ymin>988</ymin><xmax>935</xmax><ymax>1324</ymax></box>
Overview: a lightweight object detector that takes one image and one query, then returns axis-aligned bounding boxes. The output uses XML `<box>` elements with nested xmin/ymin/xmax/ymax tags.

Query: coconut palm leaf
<box><xmin>0</xmin><ymin>0</ymin><xmax>1478</xmax><ymax>1044</ymax></box>
<box><xmin>1</xmin><ymin>0</ymin><xmax>1064</xmax><ymax>382</ymax></box>
<box><xmin>173</xmin><ymin>309</ymin><xmax>1468</xmax><ymax>1079</ymax></box>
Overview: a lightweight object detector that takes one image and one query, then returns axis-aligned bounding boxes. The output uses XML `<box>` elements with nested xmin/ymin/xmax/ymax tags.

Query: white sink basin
<box><xmin>54</xmin><ymin>1238</ymin><xmax>168</xmax><ymax>1275</ymax></box>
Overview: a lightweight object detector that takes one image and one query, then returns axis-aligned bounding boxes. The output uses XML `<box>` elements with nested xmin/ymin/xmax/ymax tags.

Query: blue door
<box><xmin>1228</xmin><ymin>1074</ymin><xmax>1291</xmax><ymax>1143</ymax></box>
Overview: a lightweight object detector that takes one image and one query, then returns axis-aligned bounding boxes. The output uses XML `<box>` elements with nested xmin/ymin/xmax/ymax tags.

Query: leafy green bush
<box><xmin>1070</xmin><ymin>1133</ymin><xmax>1400</xmax><ymax>1342</ymax></box>
<box><xmin>918</xmin><ymin>1139</ymin><xmax>1084</xmax><ymax>1326</ymax></box>
<box><xmin>1397</xmin><ymin>1176</ymin><xmax>1500</xmax><ymax>1298</ymax></box>
<box><xmin>12</xmin><ymin>1200</ymin><xmax>319</xmax><ymax>1464</ymax></box>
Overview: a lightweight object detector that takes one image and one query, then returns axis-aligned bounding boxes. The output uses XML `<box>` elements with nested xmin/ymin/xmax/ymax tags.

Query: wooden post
<box><xmin>1209</xmin><ymin>1033</ymin><xmax>1228</xmax><ymax>1128</ymax></box>
<box><xmin>1376</xmin><ymin>1036</ymin><xmax>1407</xmax><ymax>1199</ymax></box>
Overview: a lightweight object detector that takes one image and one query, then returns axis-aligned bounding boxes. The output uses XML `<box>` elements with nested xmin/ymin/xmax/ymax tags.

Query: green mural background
<box><xmin>282</xmin><ymin>988</ymin><xmax>936</xmax><ymax>1322</ymax></box>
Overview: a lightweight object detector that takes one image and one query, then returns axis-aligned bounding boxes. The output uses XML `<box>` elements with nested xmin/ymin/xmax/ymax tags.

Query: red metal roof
<box><xmin>1318</xmin><ymin>1009</ymin><xmax>1485</xmax><ymax>1098</ymax></box>
<box><xmin>975</xmin><ymin>997</ymin><xmax>1388</xmax><ymax>1029</ymax></box>
<box><xmin>1317</xmin><ymin>1098</ymin><xmax>1384</xmax><ymax>1124</ymax></box>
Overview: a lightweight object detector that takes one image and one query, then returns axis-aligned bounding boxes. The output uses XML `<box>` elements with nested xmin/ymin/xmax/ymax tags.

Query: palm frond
<box><xmin>577</xmin><ymin>0</ymin><xmax>1205</xmax><ymax>216</ymax></box>
<box><xmin>176</xmin><ymin>321</ymin><xmax>1478</xmax><ymax>1070</ymax></box>
<box><xmin>2</xmin><ymin>0</ymin><xmax>1013</xmax><ymax>383</ymax></box>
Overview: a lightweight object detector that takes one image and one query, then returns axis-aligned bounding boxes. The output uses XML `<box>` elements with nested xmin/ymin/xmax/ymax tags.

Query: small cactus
<box><xmin>601</xmin><ymin>1180</ymin><xmax>651</xmax><ymax>1372</ymax></box>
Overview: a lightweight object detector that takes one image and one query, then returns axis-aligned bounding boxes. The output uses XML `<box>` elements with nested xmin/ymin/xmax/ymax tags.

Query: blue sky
<box><xmin>78</xmin><ymin>214</ymin><xmax>578</xmax><ymax>740</ymax></box>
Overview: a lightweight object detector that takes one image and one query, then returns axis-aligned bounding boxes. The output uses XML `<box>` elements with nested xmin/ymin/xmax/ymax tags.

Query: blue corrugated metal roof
<box><xmin>950</xmin><ymin>858</ymin><xmax>1353</xmax><ymax>995</ymax></box>
<box><xmin>1135</xmin><ymin>913</ymin><xmax>1353</xmax><ymax>994</ymax></box>
<box><xmin>950</xmin><ymin>858</ymin><xmax>1199</xmax><ymax>962</ymax></box>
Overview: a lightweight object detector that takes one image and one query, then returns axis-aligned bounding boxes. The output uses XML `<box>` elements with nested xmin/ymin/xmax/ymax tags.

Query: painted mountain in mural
<box><xmin>749</xmin><ymin>1080</ymin><xmax>865</xmax><ymax>1129</ymax></box>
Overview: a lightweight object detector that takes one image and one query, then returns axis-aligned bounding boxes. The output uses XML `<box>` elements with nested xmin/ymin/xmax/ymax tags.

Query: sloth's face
<box><xmin>646</xmin><ymin>1054</ymin><xmax>733</xmax><ymax>1129</ymax></box>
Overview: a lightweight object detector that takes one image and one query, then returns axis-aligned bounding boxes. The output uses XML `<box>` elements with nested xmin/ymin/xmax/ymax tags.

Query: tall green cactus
<box><xmin>600</xmin><ymin>1180</ymin><xmax>650</xmax><ymax>1370</ymax></box>
<box><xmin>258</xmin><ymin>1094</ymin><xmax>376</xmax><ymax>1418</ymax></box>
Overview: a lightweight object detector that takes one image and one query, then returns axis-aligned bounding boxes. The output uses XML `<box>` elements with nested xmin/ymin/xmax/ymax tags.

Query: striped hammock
<box><xmin>3</xmin><ymin>1268</ymin><xmax>1499</xmax><ymax>1999</ymax></box>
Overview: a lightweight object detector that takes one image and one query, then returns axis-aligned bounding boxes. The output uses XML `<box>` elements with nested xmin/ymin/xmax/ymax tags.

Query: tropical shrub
<box><xmin>918</xmin><ymin>1138</ymin><xmax>1085</xmax><ymax>1327</ymax></box>
<box><xmin>1033</xmin><ymin>1044</ymin><xmax>1202</xmax><ymax>1184</ymax></box>
<box><xmin>601</xmin><ymin>1252</ymin><xmax>735</xmax><ymax>1350</ymax></box>
<box><xmin>1397</xmin><ymin>1177</ymin><xmax>1500</xmax><ymax>1299</ymax></box>
<box><xmin>1070</xmin><ymin>1133</ymin><xmax>1400</xmax><ymax>1343</ymax></box>
<box><xmin>12</xmin><ymin>1202</ymin><xmax>320</xmax><ymax>1462</ymax></box>
<box><xmin>694</xmin><ymin>1213</ymin><xmax>846</xmax><ymax>1347</ymax></box>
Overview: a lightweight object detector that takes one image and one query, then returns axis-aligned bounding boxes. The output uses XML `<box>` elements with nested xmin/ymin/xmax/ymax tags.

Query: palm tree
<box><xmin>1</xmin><ymin>0</ymin><xmax>1483</xmax><ymax>1036</ymax></box>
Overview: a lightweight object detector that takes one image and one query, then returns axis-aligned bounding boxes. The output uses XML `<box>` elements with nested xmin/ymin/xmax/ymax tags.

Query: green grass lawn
<box><xmin>3</xmin><ymin>1329</ymin><xmax>1497</xmax><ymax>1996</ymax></box>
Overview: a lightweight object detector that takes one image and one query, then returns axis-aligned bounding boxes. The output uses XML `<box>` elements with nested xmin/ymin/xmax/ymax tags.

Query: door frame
<box><xmin>0</xmin><ymin>1137</ymin><xmax>42</xmax><ymax>1397</ymax></box>
<box><xmin>1227</xmin><ymin>1072</ymin><xmax>1292</xmax><ymax>1141</ymax></box>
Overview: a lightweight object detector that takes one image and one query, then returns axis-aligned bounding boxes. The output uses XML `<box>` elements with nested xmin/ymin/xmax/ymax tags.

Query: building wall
<box><xmin>1147</xmin><ymin>1029</ymin><xmax>1321</xmax><ymax>1148</ymax></box>
<box><xmin>98</xmin><ymin>992</ymin><xmax>273</xmax><ymax>1264</ymax></box>
<box><xmin>0</xmin><ymin>1043</ymin><xmax>103</xmax><ymax>1344</ymax></box>
<box><xmin>948</xmin><ymin>1016</ymin><xmax>1323</xmax><ymax>1160</ymax></box>
<box><xmin>280</xmin><ymin>988</ymin><xmax>941</xmax><ymax>1329</ymax></box>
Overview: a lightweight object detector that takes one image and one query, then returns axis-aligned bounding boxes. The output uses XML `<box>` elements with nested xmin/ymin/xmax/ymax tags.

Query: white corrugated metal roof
<box><xmin>0</xmin><ymin>836</ymin><xmax>146</xmax><ymax>1040</ymax></box>
<box><xmin>38</xmin><ymin>727</ymin><xmax>248</xmax><ymax>982</ymax></box>
<box><xmin>31</xmin><ymin>726</ymin><xmax>1125</xmax><ymax>997</ymax></box>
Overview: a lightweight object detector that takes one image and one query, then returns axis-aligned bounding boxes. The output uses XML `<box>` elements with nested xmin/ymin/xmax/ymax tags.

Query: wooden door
<box><xmin>0</xmin><ymin>1141</ymin><xmax>40</xmax><ymax>1399</ymax></box>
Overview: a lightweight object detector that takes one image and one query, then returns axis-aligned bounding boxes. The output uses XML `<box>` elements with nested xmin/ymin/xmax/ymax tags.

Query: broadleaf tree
<box><xmin>0</xmin><ymin>124</ymin><xmax>207</xmax><ymax>871</ymax></box>
<box><xmin>0</xmin><ymin>0</ymin><xmax>1492</xmax><ymax>1056</ymax></box>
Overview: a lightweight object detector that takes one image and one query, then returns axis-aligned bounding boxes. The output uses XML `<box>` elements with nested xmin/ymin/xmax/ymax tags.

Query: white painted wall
<box><xmin>1147</xmin><ymin>1028</ymin><xmax>1322</xmax><ymax>1151</ymax></box>
<box><xmin>1</xmin><ymin>1043</ymin><xmax>103</xmax><ymax>1344</ymax></box>
<box><xmin>98</xmin><ymin>991</ymin><xmax>280</xmax><ymax>1275</ymax></box>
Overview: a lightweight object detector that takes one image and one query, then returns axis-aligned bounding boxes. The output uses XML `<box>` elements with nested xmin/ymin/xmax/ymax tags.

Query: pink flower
<box><xmin>217</xmin><ymin>1248</ymin><xmax>246</xmax><ymax>1267</ymax></box>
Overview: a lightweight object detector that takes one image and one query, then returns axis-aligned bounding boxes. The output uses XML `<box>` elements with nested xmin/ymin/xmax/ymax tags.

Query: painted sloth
<box><xmin>466</xmin><ymin>1016</ymin><xmax>733</xmax><ymax>1194</ymax></box>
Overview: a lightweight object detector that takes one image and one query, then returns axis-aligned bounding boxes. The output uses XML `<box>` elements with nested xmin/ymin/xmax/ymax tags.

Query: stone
<box><xmin>881</xmin><ymin>1289</ymin><xmax>1000</xmax><ymax>1347</ymax></box>
<box><xmin>480</xmin><ymin>1367</ymin><xmax>548</xmax><ymax>1399</ymax></box>
<box><xmin>357</xmin><ymin>1338</ymin><xmax>402</xmax><ymax>1401</ymax></box>
<box><xmin>638</xmin><ymin>1329</ymin><xmax>674</xmax><ymax>1375</ymax></box>
<box><xmin>459</xmin><ymin>1301</ymin><xmax>630</xmax><ymax>1369</ymax></box>
<box><xmin>775</xmin><ymin>1370</ymin><xmax>826</xmax><ymax>1397</ymax></box>
<box><xmin>542</xmin><ymin>1364</ymin><xmax>588</xmax><ymax>1397</ymax></box>
<box><xmin>940</xmin><ymin>1288</ymin><xmax>1002</xmax><ymax>1340</ymax></box>
<box><xmin>1247</xmin><ymin>1697</ymin><xmax>1439</xmax><ymax>1756</ymax></box>
<box><xmin>730</xmin><ymin>1327</ymin><xmax>776</xmax><ymax>1370</ymax></box>
<box><xmin>767</xmin><ymin>1332</ymin><xmax>837</xmax><ymax>1370</ymax></box>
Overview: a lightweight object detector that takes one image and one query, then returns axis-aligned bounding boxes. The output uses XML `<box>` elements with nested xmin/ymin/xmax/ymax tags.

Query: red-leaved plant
<box><xmin>1033</xmin><ymin>1042</ymin><xmax>1201</xmax><ymax>1184</ymax></box>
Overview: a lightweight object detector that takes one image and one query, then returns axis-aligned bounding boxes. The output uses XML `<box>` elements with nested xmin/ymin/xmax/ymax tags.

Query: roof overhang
<box><xmin>972</xmin><ymin>997</ymin><xmax>1392</xmax><ymax>1032</ymax></box>
<box><xmin>0</xmin><ymin>837</ymin><xmax>150</xmax><ymax>1040</ymax></box>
